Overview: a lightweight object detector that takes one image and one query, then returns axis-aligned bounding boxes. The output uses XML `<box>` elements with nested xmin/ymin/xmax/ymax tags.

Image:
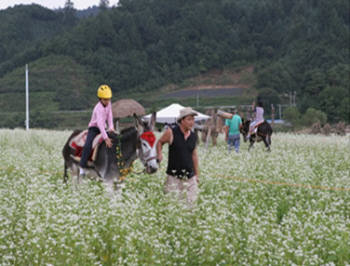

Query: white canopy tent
<box><xmin>143</xmin><ymin>103</ymin><xmax>210</xmax><ymax>124</ymax></box>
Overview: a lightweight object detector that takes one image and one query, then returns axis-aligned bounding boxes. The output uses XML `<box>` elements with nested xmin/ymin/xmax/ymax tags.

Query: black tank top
<box><xmin>166</xmin><ymin>125</ymin><xmax>197</xmax><ymax>178</ymax></box>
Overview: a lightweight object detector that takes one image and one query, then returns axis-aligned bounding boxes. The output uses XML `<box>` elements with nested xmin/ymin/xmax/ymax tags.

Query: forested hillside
<box><xmin>0</xmin><ymin>4</ymin><xmax>77</xmax><ymax>65</ymax></box>
<box><xmin>0</xmin><ymin>0</ymin><xmax>349</xmax><ymax>128</ymax></box>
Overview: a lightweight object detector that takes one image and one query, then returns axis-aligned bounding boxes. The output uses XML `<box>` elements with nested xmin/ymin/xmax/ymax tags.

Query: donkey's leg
<box><xmin>63</xmin><ymin>162</ymin><xmax>68</xmax><ymax>184</ymax></box>
<box><xmin>77</xmin><ymin>167</ymin><xmax>82</xmax><ymax>185</ymax></box>
<box><xmin>267</xmin><ymin>134</ymin><xmax>272</xmax><ymax>151</ymax></box>
<box><xmin>67</xmin><ymin>164</ymin><xmax>79</xmax><ymax>189</ymax></box>
<box><xmin>263</xmin><ymin>136</ymin><xmax>271</xmax><ymax>152</ymax></box>
<box><xmin>248</xmin><ymin>137</ymin><xmax>254</xmax><ymax>151</ymax></box>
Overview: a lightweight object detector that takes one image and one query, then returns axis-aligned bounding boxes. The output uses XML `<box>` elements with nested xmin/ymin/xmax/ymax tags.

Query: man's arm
<box><xmin>192</xmin><ymin>148</ymin><xmax>199</xmax><ymax>183</ymax></box>
<box><xmin>224</xmin><ymin>125</ymin><xmax>229</xmax><ymax>141</ymax></box>
<box><xmin>156</xmin><ymin>128</ymin><xmax>172</xmax><ymax>163</ymax></box>
<box><xmin>217</xmin><ymin>110</ymin><xmax>233</xmax><ymax>119</ymax></box>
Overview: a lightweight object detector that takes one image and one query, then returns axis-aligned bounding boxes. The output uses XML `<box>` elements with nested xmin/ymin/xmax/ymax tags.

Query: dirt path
<box><xmin>161</xmin><ymin>66</ymin><xmax>255</xmax><ymax>95</ymax></box>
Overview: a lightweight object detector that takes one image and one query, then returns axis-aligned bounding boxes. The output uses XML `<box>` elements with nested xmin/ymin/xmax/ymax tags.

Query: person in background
<box><xmin>246</xmin><ymin>100</ymin><xmax>264</xmax><ymax>140</ymax></box>
<box><xmin>224</xmin><ymin>108</ymin><xmax>242</xmax><ymax>153</ymax></box>
<box><xmin>163</xmin><ymin>122</ymin><xmax>169</xmax><ymax>131</ymax></box>
<box><xmin>156</xmin><ymin>107</ymin><xmax>199</xmax><ymax>205</ymax></box>
<box><xmin>79</xmin><ymin>84</ymin><xmax>114</xmax><ymax>176</ymax></box>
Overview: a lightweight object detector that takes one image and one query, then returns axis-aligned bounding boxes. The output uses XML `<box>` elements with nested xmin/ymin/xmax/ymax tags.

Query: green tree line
<box><xmin>0</xmin><ymin>0</ymin><xmax>349</xmax><ymax>128</ymax></box>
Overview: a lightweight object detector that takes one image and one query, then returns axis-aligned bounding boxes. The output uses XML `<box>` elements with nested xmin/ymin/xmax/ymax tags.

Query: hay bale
<box><xmin>311</xmin><ymin>122</ymin><xmax>322</xmax><ymax>134</ymax></box>
<box><xmin>322</xmin><ymin>123</ymin><xmax>332</xmax><ymax>136</ymax></box>
<box><xmin>335</xmin><ymin>122</ymin><xmax>346</xmax><ymax>136</ymax></box>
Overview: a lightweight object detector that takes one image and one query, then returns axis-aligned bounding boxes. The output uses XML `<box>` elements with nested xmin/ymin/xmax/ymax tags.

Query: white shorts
<box><xmin>164</xmin><ymin>175</ymin><xmax>199</xmax><ymax>204</ymax></box>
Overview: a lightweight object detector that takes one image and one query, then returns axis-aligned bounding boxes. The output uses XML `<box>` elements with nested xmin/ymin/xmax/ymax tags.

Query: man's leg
<box><xmin>164</xmin><ymin>175</ymin><xmax>181</xmax><ymax>195</ymax></box>
<box><xmin>234</xmin><ymin>134</ymin><xmax>240</xmax><ymax>153</ymax></box>
<box><xmin>185</xmin><ymin>176</ymin><xmax>199</xmax><ymax>205</ymax></box>
<box><xmin>227</xmin><ymin>135</ymin><xmax>234</xmax><ymax>152</ymax></box>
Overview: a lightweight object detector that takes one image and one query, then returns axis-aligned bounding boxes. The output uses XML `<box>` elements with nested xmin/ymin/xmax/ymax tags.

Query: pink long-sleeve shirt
<box><xmin>255</xmin><ymin>106</ymin><xmax>264</xmax><ymax>123</ymax></box>
<box><xmin>88</xmin><ymin>101</ymin><xmax>114</xmax><ymax>140</ymax></box>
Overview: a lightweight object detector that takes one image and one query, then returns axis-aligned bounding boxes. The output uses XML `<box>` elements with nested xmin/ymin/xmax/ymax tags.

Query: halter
<box><xmin>144</xmin><ymin>155</ymin><xmax>158</xmax><ymax>163</ymax></box>
<box><xmin>140</xmin><ymin>131</ymin><xmax>156</xmax><ymax>147</ymax></box>
<box><xmin>139</xmin><ymin>131</ymin><xmax>157</xmax><ymax>164</ymax></box>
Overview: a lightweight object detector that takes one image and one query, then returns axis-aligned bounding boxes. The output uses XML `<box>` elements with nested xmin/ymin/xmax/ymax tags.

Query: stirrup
<box><xmin>70</xmin><ymin>155</ymin><xmax>94</xmax><ymax>167</ymax></box>
<box><xmin>70</xmin><ymin>155</ymin><xmax>81</xmax><ymax>163</ymax></box>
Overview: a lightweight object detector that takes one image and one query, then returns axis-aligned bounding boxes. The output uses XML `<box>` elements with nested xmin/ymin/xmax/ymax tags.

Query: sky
<box><xmin>0</xmin><ymin>0</ymin><xmax>118</xmax><ymax>10</ymax></box>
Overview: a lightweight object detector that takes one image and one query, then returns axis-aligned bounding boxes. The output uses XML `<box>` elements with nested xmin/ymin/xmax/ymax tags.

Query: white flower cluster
<box><xmin>0</xmin><ymin>129</ymin><xmax>349</xmax><ymax>265</ymax></box>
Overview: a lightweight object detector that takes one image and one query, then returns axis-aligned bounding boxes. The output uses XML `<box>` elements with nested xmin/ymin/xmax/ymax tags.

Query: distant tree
<box><xmin>304</xmin><ymin>69</ymin><xmax>325</xmax><ymax>97</ymax></box>
<box><xmin>64</xmin><ymin>0</ymin><xmax>74</xmax><ymax>10</ymax></box>
<box><xmin>284</xmin><ymin>106</ymin><xmax>301</xmax><ymax>128</ymax></box>
<box><xmin>256</xmin><ymin>62</ymin><xmax>298</xmax><ymax>94</ymax></box>
<box><xmin>63</xmin><ymin>0</ymin><xmax>76</xmax><ymax>24</ymax></box>
<box><xmin>99</xmin><ymin>0</ymin><xmax>110</xmax><ymax>10</ymax></box>
<box><xmin>319</xmin><ymin>86</ymin><xmax>350</xmax><ymax>123</ymax></box>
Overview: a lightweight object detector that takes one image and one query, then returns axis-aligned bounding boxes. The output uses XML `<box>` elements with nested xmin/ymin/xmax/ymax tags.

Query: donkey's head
<box><xmin>134</xmin><ymin>112</ymin><xmax>159</xmax><ymax>174</ymax></box>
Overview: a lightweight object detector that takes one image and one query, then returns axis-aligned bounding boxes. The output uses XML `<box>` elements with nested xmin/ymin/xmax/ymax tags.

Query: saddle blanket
<box><xmin>69</xmin><ymin>130</ymin><xmax>104</xmax><ymax>163</ymax></box>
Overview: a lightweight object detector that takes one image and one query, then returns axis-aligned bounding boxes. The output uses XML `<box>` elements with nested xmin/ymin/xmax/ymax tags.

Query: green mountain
<box><xmin>0</xmin><ymin>0</ymin><xmax>349</xmax><ymax>128</ymax></box>
<box><xmin>0</xmin><ymin>4</ymin><xmax>77</xmax><ymax>64</ymax></box>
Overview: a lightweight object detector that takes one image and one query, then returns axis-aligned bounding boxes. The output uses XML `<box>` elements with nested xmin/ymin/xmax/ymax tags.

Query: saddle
<box><xmin>69</xmin><ymin>130</ymin><xmax>104</xmax><ymax>165</ymax></box>
<box><xmin>254</xmin><ymin>120</ymin><xmax>265</xmax><ymax>132</ymax></box>
<box><xmin>252</xmin><ymin>120</ymin><xmax>265</xmax><ymax>133</ymax></box>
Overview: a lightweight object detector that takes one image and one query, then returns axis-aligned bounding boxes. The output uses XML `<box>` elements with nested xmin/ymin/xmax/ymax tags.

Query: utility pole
<box><xmin>271</xmin><ymin>104</ymin><xmax>275</xmax><ymax>126</ymax></box>
<box><xmin>279</xmin><ymin>104</ymin><xmax>282</xmax><ymax>120</ymax></box>
<box><xmin>25</xmin><ymin>64</ymin><xmax>29</xmax><ymax>130</ymax></box>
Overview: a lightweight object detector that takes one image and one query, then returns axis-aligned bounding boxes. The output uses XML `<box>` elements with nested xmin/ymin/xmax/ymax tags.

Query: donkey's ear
<box><xmin>133</xmin><ymin>113</ymin><xmax>144</xmax><ymax>133</ymax></box>
<box><xmin>148</xmin><ymin>112</ymin><xmax>156</xmax><ymax>131</ymax></box>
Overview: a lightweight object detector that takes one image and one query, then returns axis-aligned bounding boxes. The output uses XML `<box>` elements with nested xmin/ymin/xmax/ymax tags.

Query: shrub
<box><xmin>301</xmin><ymin>108</ymin><xmax>327</xmax><ymax>126</ymax></box>
<box><xmin>283</xmin><ymin>106</ymin><xmax>301</xmax><ymax>128</ymax></box>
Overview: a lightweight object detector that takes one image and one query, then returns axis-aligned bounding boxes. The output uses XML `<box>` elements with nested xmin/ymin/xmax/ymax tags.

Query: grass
<box><xmin>0</xmin><ymin>129</ymin><xmax>349</xmax><ymax>265</ymax></box>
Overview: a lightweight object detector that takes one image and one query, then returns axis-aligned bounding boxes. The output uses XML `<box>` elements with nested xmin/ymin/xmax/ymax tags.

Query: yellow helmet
<box><xmin>97</xmin><ymin>84</ymin><xmax>112</xmax><ymax>99</ymax></box>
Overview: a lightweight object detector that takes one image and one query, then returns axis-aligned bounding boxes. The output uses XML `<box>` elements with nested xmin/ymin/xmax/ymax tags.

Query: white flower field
<box><xmin>0</xmin><ymin>129</ymin><xmax>349</xmax><ymax>265</ymax></box>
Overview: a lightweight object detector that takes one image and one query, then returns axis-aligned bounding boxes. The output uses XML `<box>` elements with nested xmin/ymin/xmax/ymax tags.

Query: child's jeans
<box><xmin>80</xmin><ymin>127</ymin><xmax>100</xmax><ymax>168</ymax></box>
<box><xmin>227</xmin><ymin>134</ymin><xmax>240</xmax><ymax>153</ymax></box>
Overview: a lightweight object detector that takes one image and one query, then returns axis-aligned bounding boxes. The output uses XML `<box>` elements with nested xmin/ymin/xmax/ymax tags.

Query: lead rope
<box><xmin>115</xmin><ymin>135</ymin><xmax>133</xmax><ymax>181</ymax></box>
